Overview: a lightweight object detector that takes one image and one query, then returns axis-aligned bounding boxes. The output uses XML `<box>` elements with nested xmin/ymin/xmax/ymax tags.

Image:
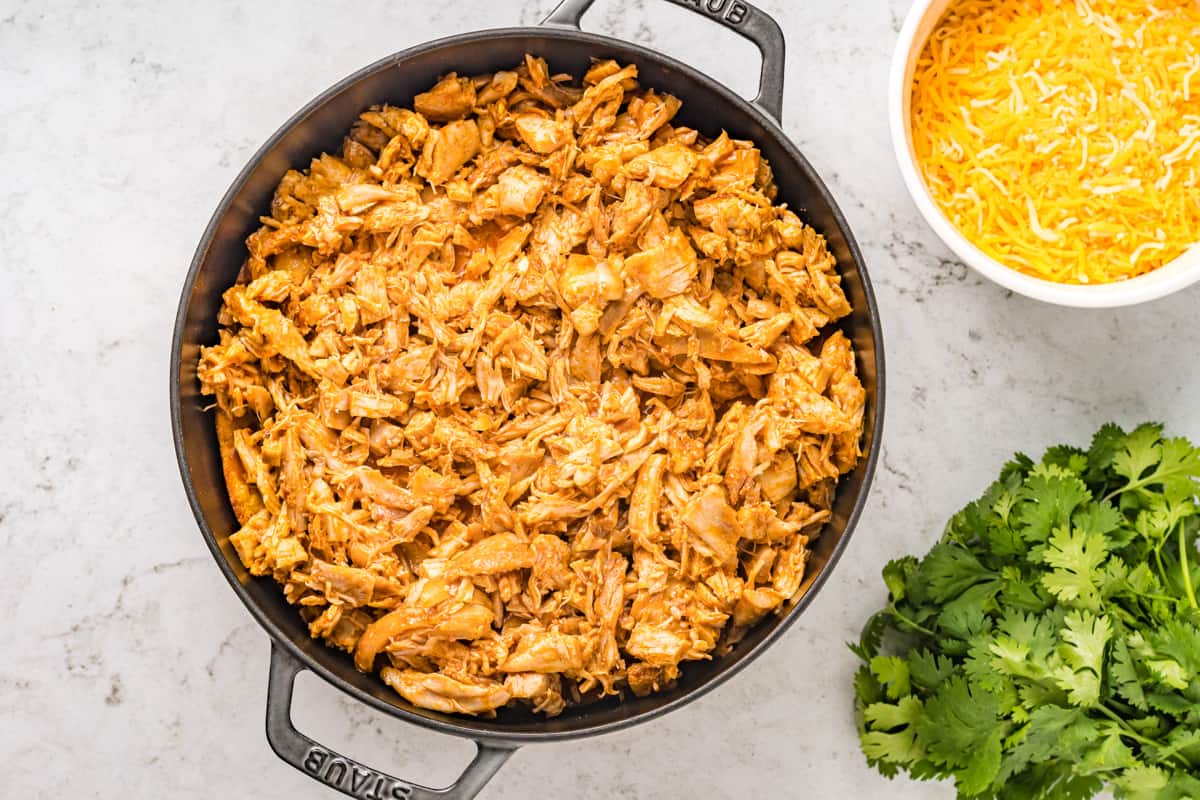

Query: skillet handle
<box><xmin>265</xmin><ymin>643</ymin><xmax>516</xmax><ymax>800</ymax></box>
<box><xmin>542</xmin><ymin>0</ymin><xmax>786</xmax><ymax>121</ymax></box>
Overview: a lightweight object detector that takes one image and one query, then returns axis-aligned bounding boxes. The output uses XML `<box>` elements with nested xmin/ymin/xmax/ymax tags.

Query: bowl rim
<box><xmin>171</xmin><ymin>23</ymin><xmax>887</xmax><ymax>745</ymax></box>
<box><xmin>888</xmin><ymin>0</ymin><xmax>1200</xmax><ymax>308</ymax></box>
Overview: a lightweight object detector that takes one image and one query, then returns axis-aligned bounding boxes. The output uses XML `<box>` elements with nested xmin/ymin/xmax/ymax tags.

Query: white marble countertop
<box><xmin>3</xmin><ymin>0</ymin><xmax>1197</xmax><ymax>797</ymax></box>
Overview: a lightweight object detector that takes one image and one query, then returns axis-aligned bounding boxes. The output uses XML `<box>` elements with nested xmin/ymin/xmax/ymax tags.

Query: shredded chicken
<box><xmin>198</xmin><ymin>56</ymin><xmax>865</xmax><ymax>718</ymax></box>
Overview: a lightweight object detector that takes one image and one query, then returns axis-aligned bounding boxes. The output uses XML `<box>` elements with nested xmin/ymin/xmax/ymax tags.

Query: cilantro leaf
<box><xmin>1075</xmin><ymin>733</ymin><xmax>1137</xmax><ymax>776</ymax></box>
<box><xmin>870</xmin><ymin>655</ymin><xmax>911</xmax><ymax>700</ymax></box>
<box><xmin>863</xmin><ymin>695</ymin><xmax>923</xmax><ymax>730</ymax></box>
<box><xmin>881</xmin><ymin>556</ymin><xmax>917</xmax><ymax>603</ymax></box>
<box><xmin>849</xmin><ymin>610</ymin><xmax>887</xmax><ymax>662</ymax></box>
<box><xmin>1012</xmin><ymin>464</ymin><xmax>1092</xmax><ymax>544</ymax></box>
<box><xmin>1146</xmin><ymin>690</ymin><xmax>1195</xmax><ymax>715</ymax></box>
<box><xmin>914</xmin><ymin>543</ymin><xmax>995</xmax><ymax>604</ymax></box>
<box><xmin>854</xmin><ymin>663</ymin><xmax>883</xmax><ymax>707</ymax></box>
<box><xmin>861</xmin><ymin>728</ymin><xmax>925</xmax><ymax>769</ymax></box>
<box><xmin>1113</xmin><ymin>764</ymin><xmax>1169</xmax><ymax>799</ymax></box>
<box><xmin>936</xmin><ymin>580</ymin><xmax>999</xmax><ymax>643</ymax></box>
<box><xmin>915</xmin><ymin>675</ymin><xmax>1003</xmax><ymax>769</ymax></box>
<box><xmin>1124</xmin><ymin>562</ymin><xmax>1162</xmax><ymax>597</ymax></box>
<box><xmin>957</xmin><ymin>728</ymin><xmax>1004</xmax><ymax>796</ymax></box>
<box><xmin>1086</xmin><ymin>422</ymin><xmax>1128</xmax><ymax>483</ymax></box>
<box><xmin>1110</xmin><ymin>636</ymin><xmax>1149</xmax><ymax>711</ymax></box>
<box><xmin>908</xmin><ymin>648</ymin><xmax>955</xmax><ymax>692</ymax></box>
<box><xmin>996</xmin><ymin>704</ymin><xmax>1101</xmax><ymax>785</ymax></box>
<box><xmin>1050</xmin><ymin>610</ymin><xmax>1110</xmax><ymax>708</ymax></box>
<box><xmin>1073</xmin><ymin>500</ymin><xmax>1124</xmax><ymax>539</ymax></box>
<box><xmin>1146</xmin><ymin>619</ymin><xmax>1200</xmax><ymax>673</ymax></box>
<box><xmin>1041</xmin><ymin>526</ymin><xmax>1109</xmax><ymax>610</ymax></box>
<box><xmin>997</xmin><ymin>564</ymin><xmax>1053</xmax><ymax>611</ymax></box>
<box><xmin>1059</xmin><ymin>610</ymin><xmax>1112</xmax><ymax>675</ymax></box>
<box><xmin>1158</xmin><ymin>773</ymin><xmax>1200</xmax><ymax>800</ymax></box>
<box><xmin>1111</xmin><ymin>425</ymin><xmax>1200</xmax><ymax>500</ymax></box>
<box><xmin>1112</xmin><ymin>424</ymin><xmax>1165</xmax><ymax>487</ymax></box>
<box><xmin>1043</xmin><ymin>444</ymin><xmax>1089</xmax><ymax>477</ymax></box>
<box><xmin>860</xmin><ymin>697</ymin><xmax>928</xmax><ymax>773</ymax></box>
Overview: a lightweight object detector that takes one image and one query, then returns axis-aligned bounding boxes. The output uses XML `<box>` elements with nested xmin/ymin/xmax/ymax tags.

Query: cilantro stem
<box><xmin>1179</xmin><ymin>524</ymin><xmax>1198</xmax><ymax>610</ymax></box>
<box><xmin>886</xmin><ymin>605</ymin><xmax>937</xmax><ymax>638</ymax></box>
<box><xmin>1104</xmin><ymin>476</ymin><xmax>1157</xmax><ymax>502</ymax></box>
<box><xmin>1137</xmin><ymin>592</ymin><xmax>1182</xmax><ymax>606</ymax></box>
<box><xmin>1153</xmin><ymin>545</ymin><xmax>1170</xmax><ymax>592</ymax></box>
<box><xmin>1094</xmin><ymin>705</ymin><xmax>1193</xmax><ymax>770</ymax></box>
<box><xmin>1097</xmin><ymin>718</ymin><xmax>1156</xmax><ymax>751</ymax></box>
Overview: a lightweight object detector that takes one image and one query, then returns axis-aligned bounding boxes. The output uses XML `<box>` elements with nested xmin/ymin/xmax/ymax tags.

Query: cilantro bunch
<box><xmin>853</xmin><ymin>423</ymin><xmax>1200</xmax><ymax>799</ymax></box>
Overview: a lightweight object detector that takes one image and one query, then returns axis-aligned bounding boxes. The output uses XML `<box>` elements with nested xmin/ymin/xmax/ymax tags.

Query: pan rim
<box><xmin>170</xmin><ymin>23</ymin><xmax>886</xmax><ymax>745</ymax></box>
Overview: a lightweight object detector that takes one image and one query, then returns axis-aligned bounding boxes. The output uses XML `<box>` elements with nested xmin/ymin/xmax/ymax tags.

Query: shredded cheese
<box><xmin>911</xmin><ymin>0</ymin><xmax>1200</xmax><ymax>284</ymax></box>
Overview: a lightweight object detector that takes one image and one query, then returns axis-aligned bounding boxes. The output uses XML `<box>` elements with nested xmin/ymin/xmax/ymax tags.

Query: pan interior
<box><xmin>174</xmin><ymin>28</ymin><xmax>881</xmax><ymax>741</ymax></box>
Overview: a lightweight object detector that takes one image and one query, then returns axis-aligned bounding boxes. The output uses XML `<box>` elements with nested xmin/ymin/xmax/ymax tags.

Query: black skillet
<box><xmin>171</xmin><ymin>1</ymin><xmax>885</xmax><ymax>796</ymax></box>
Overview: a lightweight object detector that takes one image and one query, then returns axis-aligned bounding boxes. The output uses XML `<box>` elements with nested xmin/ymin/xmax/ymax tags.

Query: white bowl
<box><xmin>889</xmin><ymin>0</ymin><xmax>1200</xmax><ymax>308</ymax></box>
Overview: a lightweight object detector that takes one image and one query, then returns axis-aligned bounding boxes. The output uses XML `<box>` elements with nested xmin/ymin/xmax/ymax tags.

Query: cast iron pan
<box><xmin>171</xmin><ymin>0</ymin><xmax>885</xmax><ymax>796</ymax></box>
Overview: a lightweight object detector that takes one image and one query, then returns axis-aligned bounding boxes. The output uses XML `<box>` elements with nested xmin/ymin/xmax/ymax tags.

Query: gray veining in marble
<box><xmin>1</xmin><ymin>0</ymin><xmax>1194</xmax><ymax>797</ymax></box>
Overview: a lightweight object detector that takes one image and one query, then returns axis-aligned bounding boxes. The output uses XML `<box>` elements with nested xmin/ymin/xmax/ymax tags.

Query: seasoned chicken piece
<box><xmin>709</xmin><ymin>146</ymin><xmax>760</xmax><ymax>191</ymax></box>
<box><xmin>624</xmin><ymin>620</ymin><xmax>692</xmax><ymax>667</ymax></box>
<box><xmin>321</xmin><ymin>608</ymin><xmax>373</xmax><ymax>651</ymax></box>
<box><xmin>222</xmin><ymin>288</ymin><xmax>321</xmax><ymax>379</ymax></box>
<box><xmin>335</xmin><ymin>184</ymin><xmax>409</xmax><ymax>215</ymax></box>
<box><xmin>486</xmin><ymin>165</ymin><xmax>548</xmax><ymax>218</ymax></box>
<box><xmin>723</xmin><ymin>408</ymin><xmax>769</xmax><ymax>505</ymax></box>
<box><xmin>519</xmin><ymin>53</ymin><xmax>583</xmax><ymax>109</ymax></box>
<box><xmin>626</xmin><ymin>663</ymin><xmax>677</xmax><ymax>697</ymax></box>
<box><xmin>558</xmin><ymin>254</ymin><xmax>624</xmax><ymax>336</ymax></box>
<box><xmin>625</xmin><ymin>142</ymin><xmax>697</xmax><ymax>188</ymax></box>
<box><xmin>414</xmin><ymin>73</ymin><xmax>476</xmax><ymax>121</ymax></box>
<box><xmin>558</xmin><ymin>254</ymin><xmax>624</xmax><ymax>309</ymax></box>
<box><xmin>694</xmin><ymin>330</ymin><xmax>774</xmax><ymax>369</ymax></box>
<box><xmin>228</xmin><ymin>509</ymin><xmax>273</xmax><ymax>574</ymax></box>
<box><xmin>477</xmin><ymin>70</ymin><xmax>519</xmax><ymax>105</ymax></box>
<box><xmin>503</xmin><ymin>673</ymin><xmax>565</xmax><ymax>716</ymax></box>
<box><xmin>352</xmin><ymin>261</ymin><xmax>390</xmax><ymax>324</ymax></box>
<box><xmin>408</xmin><ymin>466</ymin><xmax>466</xmax><ymax>514</ymax></box>
<box><xmin>731</xmin><ymin>587</ymin><xmax>785</xmax><ymax>629</ymax></box>
<box><xmin>629</xmin><ymin>454</ymin><xmax>667</xmax><ymax>555</ymax></box>
<box><xmin>739</xmin><ymin>313</ymin><xmax>793</xmax><ymax>349</ymax></box>
<box><xmin>513</xmin><ymin>113</ymin><xmax>573</xmax><ymax>154</ymax></box>
<box><xmin>444</xmin><ymin>533</ymin><xmax>534</xmax><ymax>578</ymax></box>
<box><xmin>623</xmin><ymin>228</ymin><xmax>697</xmax><ymax>299</ymax></box>
<box><xmin>381</xmin><ymin>668</ymin><xmax>511</xmax><ymax>715</ymax></box>
<box><xmin>615</xmin><ymin>91</ymin><xmax>681</xmax><ymax>140</ymax></box>
<box><xmin>821</xmin><ymin>332</ymin><xmax>866</xmax><ymax>472</ymax></box>
<box><xmin>759</xmin><ymin>451</ymin><xmax>798</xmax><ymax>506</ymax></box>
<box><xmin>416</xmin><ymin>119</ymin><xmax>480</xmax><ymax>185</ymax></box>
<box><xmin>345</xmin><ymin>468</ymin><xmax>417</xmax><ymax>510</ymax></box>
<box><xmin>766</xmin><ymin>371</ymin><xmax>857</xmax><ymax>435</ymax></box>
<box><xmin>435</xmin><ymin>600</ymin><xmax>495</xmax><ymax>640</ymax></box>
<box><xmin>693</xmin><ymin>193</ymin><xmax>773</xmax><ymax>235</ymax></box>
<box><xmin>589</xmin><ymin>552</ymin><xmax>627</xmax><ymax>677</ymax></box>
<box><xmin>736</xmin><ymin>502</ymin><xmax>802</xmax><ymax>542</ymax></box>
<box><xmin>500</xmin><ymin>630</ymin><xmax>584</xmax><ymax>673</ymax></box>
<box><xmin>572</xmin><ymin>63</ymin><xmax>638</xmax><ymax>128</ymax></box>
<box><xmin>354</xmin><ymin>606</ymin><xmax>427</xmax><ymax>670</ymax></box>
<box><xmin>528</xmin><ymin>534</ymin><xmax>571</xmax><ymax>593</ymax></box>
<box><xmin>680</xmin><ymin>484</ymin><xmax>740</xmax><ymax>565</ymax></box>
<box><xmin>608</xmin><ymin>180</ymin><xmax>661</xmax><ymax>247</ymax></box>
<box><xmin>308</xmin><ymin>560</ymin><xmax>375</xmax><ymax>606</ymax></box>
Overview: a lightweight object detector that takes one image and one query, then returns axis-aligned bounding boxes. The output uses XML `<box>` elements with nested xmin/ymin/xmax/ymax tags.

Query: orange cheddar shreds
<box><xmin>911</xmin><ymin>0</ymin><xmax>1200</xmax><ymax>284</ymax></box>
